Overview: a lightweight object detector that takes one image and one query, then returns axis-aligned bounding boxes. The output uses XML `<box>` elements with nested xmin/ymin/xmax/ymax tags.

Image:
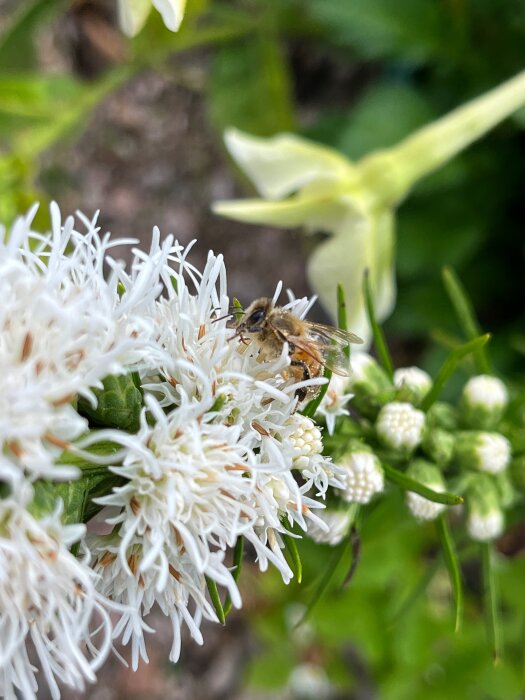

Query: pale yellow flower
<box><xmin>118</xmin><ymin>0</ymin><xmax>186</xmax><ymax>36</ymax></box>
<box><xmin>214</xmin><ymin>70</ymin><xmax>525</xmax><ymax>345</ymax></box>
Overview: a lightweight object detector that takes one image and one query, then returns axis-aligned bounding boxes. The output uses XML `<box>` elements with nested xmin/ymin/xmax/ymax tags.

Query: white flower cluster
<box><xmin>0</xmin><ymin>204</ymin><xmax>339</xmax><ymax>696</ymax></box>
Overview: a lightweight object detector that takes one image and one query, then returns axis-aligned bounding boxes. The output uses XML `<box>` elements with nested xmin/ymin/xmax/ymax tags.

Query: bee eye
<box><xmin>248</xmin><ymin>308</ymin><xmax>265</xmax><ymax>325</ymax></box>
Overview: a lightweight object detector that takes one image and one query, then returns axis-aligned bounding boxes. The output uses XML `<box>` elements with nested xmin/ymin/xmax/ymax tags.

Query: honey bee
<box><xmin>234</xmin><ymin>297</ymin><xmax>363</xmax><ymax>401</ymax></box>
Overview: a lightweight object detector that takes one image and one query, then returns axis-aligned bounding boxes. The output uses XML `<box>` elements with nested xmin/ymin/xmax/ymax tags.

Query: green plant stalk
<box><xmin>223</xmin><ymin>536</ymin><xmax>244</xmax><ymax>617</ymax></box>
<box><xmin>436</xmin><ymin>514</ymin><xmax>463</xmax><ymax>632</ymax></box>
<box><xmin>442</xmin><ymin>266</ymin><xmax>491</xmax><ymax>374</ymax></box>
<box><xmin>421</xmin><ymin>334</ymin><xmax>491</xmax><ymax>411</ymax></box>
<box><xmin>337</xmin><ymin>283</ymin><xmax>350</xmax><ymax>360</ymax></box>
<box><xmin>382</xmin><ymin>462</ymin><xmax>463</xmax><ymax>505</ymax></box>
<box><xmin>206</xmin><ymin>576</ymin><xmax>226</xmax><ymax>625</ymax></box>
<box><xmin>283</xmin><ymin>534</ymin><xmax>303</xmax><ymax>584</ymax></box>
<box><xmin>363</xmin><ymin>270</ymin><xmax>394</xmax><ymax>379</ymax></box>
<box><xmin>359</xmin><ymin>69</ymin><xmax>525</xmax><ymax>207</ymax></box>
<box><xmin>481</xmin><ymin>542</ymin><xmax>503</xmax><ymax>664</ymax></box>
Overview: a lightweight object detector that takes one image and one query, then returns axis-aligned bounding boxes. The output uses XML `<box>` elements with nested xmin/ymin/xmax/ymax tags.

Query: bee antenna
<box><xmin>212</xmin><ymin>311</ymin><xmax>234</xmax><ymax>323</ymax></box>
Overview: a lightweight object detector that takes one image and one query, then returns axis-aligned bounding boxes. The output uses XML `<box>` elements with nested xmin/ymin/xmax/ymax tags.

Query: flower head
<box><xmin>0</xmin><ymin>487</ymin><xmax>113</xmax><ymax>700</ymax></box>
<box><xmin>340</xmin><ymin>450</ymin><xmax>384</xmax><ymax>504</ymax></box>
<box><xmin>405</xmin><ymin>460</ymin><xmax>447</xmax><ymax>521</ymax></box>
<box><xmin>117</xmin><ymin>0</ymin><xmax>186</xmax><ymax>36</ymax></box>
<box><xmin>460</xmin><ymin>375</ymin><xmax>508</xmax><ymax>429</ymax></box>
<box><xmin>393</xmin><ymin>366</ymin><xmax>432</xmax><ymax>406</ymax></box>
<box><xmin>455</xmin><ymin>431</ymin><xmax>511</xmax><ymax>474</ymax></box>
<box><xmin>376</xmin><ymin>401</ymin><xmax>425</xmax><ymax>454</ymax></box>
<box><xmin>317</xmin><ymin>374</ymin><xmax>353</xmax><ymax>434</ymax></box>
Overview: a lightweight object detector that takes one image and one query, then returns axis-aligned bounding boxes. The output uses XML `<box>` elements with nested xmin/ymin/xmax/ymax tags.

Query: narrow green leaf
<box><xmin>436</xmin><ymin>514</ymin><xmax>463</xmax><ymax>632</ymax></box>
<box><xmin>442</xmin><ymin>266</ymin><xmax>491</xmax><ymax>374</ymax></box>
<box><xmin>363</xmin><ymin>270</ymin><xmax>394</xmax><ymax>379</ymax></box>
<box><xmin>206</xmin><ymin>577</ymin><xmax>226</xmax><ymax>625</ymax></box>
<box><xmin>283</xmin><ymin>534</ymin><xmax>303</xmax><ymax>584</ymax></box>
<box><xmin>421</xmin><ymin>334</ymin><xmax>491</xmax><ymax>411</ymax></box>
<box><xmin>382</xmin><ymin>462</ymin><xmax>463</xmax><ymax>505</ymax></box>
<box><xmin>481</xmin><ymin>542</ymin><xmax>503</xmax><ymax>664</ymax></box>
<box><xmin>337</xmin><ymin>283</ymin><xmax>350</xmax><ymax>359</ymax></box>
<box><xmin>302</xmin><ymin>366</ymin><xmax>331</xmax><ymax>418</ymax></box>
<box><xmin>232</xmin><ymin>297</ymin><xmax>245</xmax><ymax>320</ymax></box>
<box><xmin>342</xmin><ymin>523</ymin><xmax>361</xmax><ymax>588</ymax></box>
<box><xmin>224</xmin><ymin>537</ymin><xmax>244</xmax><ymax>617</ymax></box>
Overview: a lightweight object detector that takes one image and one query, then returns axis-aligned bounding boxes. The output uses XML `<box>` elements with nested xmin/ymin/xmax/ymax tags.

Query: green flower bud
<box><xmin>393</xmin><ymin>366</ymin><xmax>432</xmax><ymax>406</ymax></box>
<box><xmin>455</xmin><ymin>431</ymin><xmax>511</xmax><ymax>474</ymax></box>
<box><xmin>426</xmin><ymin>402</ymin><xmax>458</xmax><ymax>431</ymax></box>
<box><xmin>421</xmin><ymin>426</ymin><xmax>455</xmax><ymax>467</ymax></box>
<box><xmin>405</xmin><ymin>459</ymin><xmax>447</xmax><ymax>521</ymax></box>
<box><xmin>466</xmin><ymin>474</ymin><xmax>504</xmax><ymax>541</ymax></box>
<box><xmin>510</xmin><ymin>454</ymin><xmax>525</xmax><ymax>491</ymax></box>
<box><xmin>460</xmin><ymin>375</ymin><xmax>508</xmax><ymax>430</ymax></box>
<box><xmin>376</xmin><ymin>401</ymin><xmax>425</xmax><ymax>456</ymax></box>
<box><xmin>348</xmin><ymin>353</ymin><xmax>393</xmax><ymax>419</ymax></box>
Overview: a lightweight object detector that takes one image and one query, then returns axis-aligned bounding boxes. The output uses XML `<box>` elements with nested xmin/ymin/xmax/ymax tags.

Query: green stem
<box><xmin>360</xmin><ymin>69</ymin><xmax>525</xmax><ymax>206</ymax></box>
<box><xmin>436</xmin><ymin>514</ymin><xmax>463</xmax><ymax>632</ymax></box>
<box><xmin>481</xmin><ymin>542</ymin><xmax>503</xmax><ymax>664</ymax></box>
<box><xmin>382</xmin><ymin>462</ymin><xmax>463</xmax><ymax>506</ymax></box>
<box><xmin>363</xmin><ymin>270</ymin><xmax>394</xmax><ymax>379</ymax></box>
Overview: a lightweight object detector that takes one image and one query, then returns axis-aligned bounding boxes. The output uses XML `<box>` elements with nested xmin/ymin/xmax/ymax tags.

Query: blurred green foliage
<box><xmin>0</xmin><ymin>0</ymin><xmax>524</xmax><ymax>695</ymax></box>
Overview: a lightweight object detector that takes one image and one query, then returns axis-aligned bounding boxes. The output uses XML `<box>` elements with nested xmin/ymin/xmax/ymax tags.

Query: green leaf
<box><xmin>283</xmin><ymin>534</ymin><xmax>303</xmax><ymax>584</ymax></box>
<box><xmin>421</xmin><ymin>334</ymin><xmax>491</xmax><ymax>411</ymax></box>
<box><xmin>206</xmin><ymin>576</ymin><xmax>226</xmax><ymax>625</ymax></box>
<box><xmin>208</xmin><ymin>35</ymin><xmax>295</xmax><ymax>137</ymax></box>
<box><xmin>363</xmin><ymin>269</ymin><xmax>394</xmax><ymax>379</ymax></box>
<box><xmin>77</xmin><ymin>374</ymin><xmax>143</xmax><ymax>432</ymax></box>
<box><xmin>382</xmin><ymin>462</ymin><xmax>463</xmax><ymax>506</ymax></box>
<box><xmin>436</xmin><ymin>514</ymin><xmax>463</xmax><ymax>632</ymax></box>
<box><xmin>442</xmin><ymin>266</ymin><xmax>492</xmax><ymax>374</ymax></box>
<box><xmin>223</xmin><ymin>536</ymin><xmax>244</xmax><ymax>617</ymax></box>
<box><xmin>482</xmin><ymin>542</ymin><xmax>503</xmax><ymax>664</ymax></box>
<box><xmin>337</xmin><ymin>283</ymin><xmax>350</xmax><ymax>360</ymax></box>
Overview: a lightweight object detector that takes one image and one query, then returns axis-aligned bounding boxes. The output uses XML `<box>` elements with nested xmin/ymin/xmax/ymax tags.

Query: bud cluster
<box><xmin>326</xmin><ymin>355</ymin><xmax>517</xmax><ymax>543</ymax></box>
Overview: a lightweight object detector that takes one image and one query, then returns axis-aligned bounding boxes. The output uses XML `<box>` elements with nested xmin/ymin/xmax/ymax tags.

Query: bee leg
<box><xmin>291</xmin><ymin>359</ymin><xmax>311</xmax><ymax>402</ymax></box>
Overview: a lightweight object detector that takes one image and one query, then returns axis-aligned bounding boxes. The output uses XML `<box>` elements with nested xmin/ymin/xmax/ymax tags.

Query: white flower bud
<box><xmin>466</xmin><ymin>474</ymin><xmax>504</xmax><ymax>541</ymax></box>
<box><xmin>348</xmin><ymin>353</ymin><xmax>393</xmax><ymax>419</ymax></box>
<box><xmin>394</xmin><ymin>366</ymin><xmax>432</xmax><ymax>405</ymax></box>
<box><xmin>460</xmin><ymin>375</ymin><xmax>508</xmax><ymax>429</ymax></box>
<box><xmin>405</xmin><ymin>460</ymin><xmax>446</xmax><ymax>521</ymax></box>
<box><xmin>340</xmin><ymin>451</ymin><xmax>384</xmax><ymax>504</ymax></box>
<box><xmin>287</xmin><ymin>415</ymin><xmax>323</xmax><ymax>469</ymax></box>
<box><xmin>467</xmin><ymin>510</ymin><xmax>504</xmax><ymax>542</ymax></box>
<box><xmin>308</xmin><ymin>509</ymin><xmax>351</xmax><ymax>546</ymax></box>
<box><xmin>455</xmin><ymin>431</ymin><xmax>511</xmax><ymax>474</ymax></box>
<box><xmin>376</xmin><ymin>402</ymin><xmax>425</xmax><ymax>453</ymax></box>
<box><xmin>288</xmin><ymin>663</ymin><xmax>332</xmax><ymax>700</ymax></box>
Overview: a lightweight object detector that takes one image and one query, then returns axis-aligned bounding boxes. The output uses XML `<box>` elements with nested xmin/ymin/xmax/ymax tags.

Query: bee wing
<box><xmin>285</xmin><ymin>327</ymin><xmax>358</xmax><ymax>378</ymax></box>
<box><xmin>305</xmin><ymin>322</ymin><xmax>364</xmax><ymax>347</ymax></box>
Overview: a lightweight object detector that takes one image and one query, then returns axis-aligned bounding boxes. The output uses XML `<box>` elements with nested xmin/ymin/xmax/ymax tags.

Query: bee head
<box><xmin>237</xmin><ymin>297</ymin><xmax>273</xmax><ymax>333</ymax></box>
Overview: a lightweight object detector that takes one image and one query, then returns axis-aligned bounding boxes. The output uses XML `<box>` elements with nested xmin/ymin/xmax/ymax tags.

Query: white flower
<box><xmin>340</xmin><ymin>451</ymin><xmax>384</xmax><ymax>504</ymax></box>
<box><xmin>317</xmin><ymin>374</ymin><xmax>353</xmax><ymax>434</ymax></box>
<box><xmin>117</xmin><ymin>0</ymin><xmax>186</xmax><ymax>36</ymax></box>
<box><xmin>461</xmin><ymin>375</ymin><xmax>508</xmax><ymax>429</ymax></box>
<box><xmin>0</xmin><ymin>487</ymin><xmax>113</xmax><ymax>700</ymax></box>
<box><xmin>475</xmin><ymin>433</ymin><xmax>511</xmax><ymax>474</ymax></box>
<box><xmin>394</xmin><ymin>366</ymin><xmax>431</xmax><ymax>405</ymax></box>
<box><xmin>88</xmin><ymin>245</ymin><xmax>334</xmax><ymax>665</ymax></box>
<box><xmin>287</xmin><ymin>415</ymin><xmax>323</xmax><ymax>468</ymax></box>
<box><xmin>307</xmin><ymin>509</ymin><xmax>352</xmax><ymax>545</ymax></box>
<box><xmin>455</xmin><ymin>432</ymin><xmax>511</xmax><ymax>474</ymax></box>
<box><xmin>0</xmin><ymin>203</ymin><xmax>172</xmax><ymax>486</ymax></box>
<box><xmin>376</xmin><ymin>402</ymin><xmax>425</xmax><ymax>452</ymax></box>
<box><xmin>467</xmin><ymin>510</ymin><xmax>504</xmax><ymax>542</ymax></box>
<box><xmin>463</xmin><ymin>375</ymin><xmax>508</xmax><ymax>411</ymax></box>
